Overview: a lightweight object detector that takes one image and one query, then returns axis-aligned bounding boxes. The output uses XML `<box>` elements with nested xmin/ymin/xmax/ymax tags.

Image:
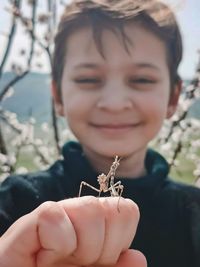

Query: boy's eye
<box><xmin>129</xmin><ymin>78</ymin><xmax>156</xmax><ymax>84</ymax></box>
<box><xmin>73</xmin><ymin>77</ymin><xmax>103</xmax><ymax>90</ymax></box>
<box><xmin>74</xmin><ymin>78</ymin><xmax>102</xmax><ymax>84</ymax></box>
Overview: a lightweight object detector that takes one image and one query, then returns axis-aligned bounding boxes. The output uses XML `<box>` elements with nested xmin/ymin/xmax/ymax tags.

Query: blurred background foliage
<box><xmin>0</xmin><ymin>0</ymin><xmax>200</xmax><ymax>185</ymax></box>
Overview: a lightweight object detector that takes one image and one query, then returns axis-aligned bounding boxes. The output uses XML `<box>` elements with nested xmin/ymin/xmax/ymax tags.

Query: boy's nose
<box><xmin>96</xmin><ymin>86</ymin><xmax>133</xmax><ymax>112</ymax></box>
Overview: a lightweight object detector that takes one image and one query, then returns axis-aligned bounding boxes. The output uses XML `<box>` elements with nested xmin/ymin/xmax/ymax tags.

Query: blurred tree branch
<box><xmin>0</xmin><ymin>1</ymin><xmax>199</xmax><ymax>183</ymax></box>
<box><xmin>0</xmin><ymin>0</ymin><xmax>60</xmax><ymax>158</ymax></box>
<box><xmin>0</xmin><ymin>0</ymin><xmax>22</xmax><ymax>79</ymax></box>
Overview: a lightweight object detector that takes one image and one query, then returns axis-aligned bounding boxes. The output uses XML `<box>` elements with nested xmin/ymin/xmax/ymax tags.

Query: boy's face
<box><xmin>54</xmin><ymin>23</ymin><xmax>180</xmax><ymax>159</ymax></box>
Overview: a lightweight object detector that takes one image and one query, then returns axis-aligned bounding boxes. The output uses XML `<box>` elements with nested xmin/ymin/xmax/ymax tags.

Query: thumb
<box><xmin>0</xmin><ymin>211</ymin><xmax>40</xmax><ymax>267</ymax></box>
<box><xmin>114</xmin><ymin>249</ymin><xmax>147</xmax><ymax>267</ymax></box>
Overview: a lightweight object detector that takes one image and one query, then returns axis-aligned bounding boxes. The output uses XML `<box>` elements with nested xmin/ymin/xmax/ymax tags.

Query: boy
<box><xmin>0</xmin><ymin>0</ymin><xmax>200</xmax><ymax>266</ymax></box>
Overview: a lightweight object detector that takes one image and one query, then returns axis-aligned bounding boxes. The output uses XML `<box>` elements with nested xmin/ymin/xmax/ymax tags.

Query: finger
<box><xmin>60</xmin><ymin>196</ymin><xmax>106</xmax><ymax>266</ymax></box>
<box><xmin>36</xmin><ymin>201</ymin><xmax>77</xmax><ymax>267</ymax></box>
<box><xmin>97</xmin><ymin>197</ymin><xmax>140</xmax><ymax>265</ymax></box>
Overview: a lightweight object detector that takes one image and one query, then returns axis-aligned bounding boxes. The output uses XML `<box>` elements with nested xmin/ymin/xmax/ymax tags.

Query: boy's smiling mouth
<box><xmin>89</xmin><ymin>122</ymin><xmax>142</xmax><ymax>135</ymax></box>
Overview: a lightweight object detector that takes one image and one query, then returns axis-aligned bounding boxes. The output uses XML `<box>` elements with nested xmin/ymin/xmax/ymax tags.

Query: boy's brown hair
<box><xmin>52</xmin><ymin>0</ymin><xmax>183</xmax><ymax>99</ymax></box>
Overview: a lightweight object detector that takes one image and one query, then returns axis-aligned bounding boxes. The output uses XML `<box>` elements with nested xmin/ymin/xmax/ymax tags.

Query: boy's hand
<box><xmin>0</xmin><ymin>196</ymin><xmax>147</xmax><ymax>267</ymax></box>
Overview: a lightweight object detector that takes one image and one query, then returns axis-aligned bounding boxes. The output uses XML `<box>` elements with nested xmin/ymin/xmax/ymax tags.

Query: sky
<box><xmin>0</xmin><ymin>0</ymin><xmax>200</xmax><ymax>79</ymax></box>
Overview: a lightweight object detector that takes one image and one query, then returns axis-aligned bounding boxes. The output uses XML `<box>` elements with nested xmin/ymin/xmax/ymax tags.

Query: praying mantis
<box><xmin>78</xmin><ymin>156</ymin><xmax>124</xmax><ymax>211</ymax></box>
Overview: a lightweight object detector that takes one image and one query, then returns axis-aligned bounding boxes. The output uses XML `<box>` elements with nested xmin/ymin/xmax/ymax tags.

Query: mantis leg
<box><xmin>108</xmin><ymin>181</ymin><xmax>124</xmax><ymax>212</ymax></box>
<box><xmin>78</xmin><ymin>181</ymin><xmax>101</xmax><ymax>197</ymax></box>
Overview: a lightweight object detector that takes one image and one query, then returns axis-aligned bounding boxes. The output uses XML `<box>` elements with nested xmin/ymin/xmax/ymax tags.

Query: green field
<box><xmin>170</xmin><ymin>156</ymin><xmax>197</xmax><ymax>185</ymax></box>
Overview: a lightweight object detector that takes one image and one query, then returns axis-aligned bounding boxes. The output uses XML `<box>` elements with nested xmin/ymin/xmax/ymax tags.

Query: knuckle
<box><xmin>81</xmin><ymin>195</ymin><xmax>99</xmax><ymax>205</ymax></box>
<box><xmin>80</xmin><ymin>196</ymin><xmax>104</xmax><ymax>216</ymax></box>
<box><xmin>126</xmin><ymin>199</ymin><xmax>140</xmax><ymax>222</ymax></box>
<box><xmin>38</xmin><ymin>201</ymin><xmax>65</xmax><ymax>223</ymax></box>
<box><xmin>39</xmin><ymin>200</ymin><xmax>56</xmax><ymax>209</ymax></box>
<box><xmin>119</xmin><ymin>198</ymin><xmax>140</xmax><ymax>222</ymax></box>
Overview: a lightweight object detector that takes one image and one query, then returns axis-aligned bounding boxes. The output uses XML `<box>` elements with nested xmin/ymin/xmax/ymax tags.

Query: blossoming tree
<box><xmin>0</xmin><ymin>0</ymin><xmax>200</xmax><ymax>185</ymax></box>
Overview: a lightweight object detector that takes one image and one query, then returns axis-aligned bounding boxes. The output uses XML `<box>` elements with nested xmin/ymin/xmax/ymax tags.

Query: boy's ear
<box><xmin>166</xmin><ymin>80</ymin><xmax>182</xmax><ymax>119</ymax></box>
<box><xmin>51</xmin><ymin>80</ymin><xmax>64</xmax><ymax>116</ymax></box>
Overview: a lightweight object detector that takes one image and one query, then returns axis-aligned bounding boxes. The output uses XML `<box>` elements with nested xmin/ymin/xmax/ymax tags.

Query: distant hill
<box><xmin>0</xmin><ymin>72</ymin><xmax>52</xmax><ymax>124</ymax></box>
<box><xmin>0</xmin><ymin>72</ymin><xmax>200</xmax><ymax>124</ymax></box>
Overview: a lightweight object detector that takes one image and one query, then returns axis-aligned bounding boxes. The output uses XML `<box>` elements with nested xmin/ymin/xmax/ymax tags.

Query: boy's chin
<box><xmin>92</xmin><ymin>144</ymin><xmax>146</xmax><ymax>159</ymax></box>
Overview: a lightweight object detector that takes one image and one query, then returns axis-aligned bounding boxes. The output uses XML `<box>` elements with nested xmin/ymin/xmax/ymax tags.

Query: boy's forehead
<box><xmin>64</xmin><ymin>24</ymin><xmax>167</xmax><ymax>69</ymax></box>
<box><xmin>66</xmin><ymin>26</ymin><xmax>98</xmax><ymax>56</ymax></box>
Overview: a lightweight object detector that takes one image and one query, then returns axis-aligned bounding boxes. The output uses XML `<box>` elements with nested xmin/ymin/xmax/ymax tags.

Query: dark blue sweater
<box><xmin>1</xmin><ymin>141</ymin><xmax>200</xmax><ymax>267</ymax></box>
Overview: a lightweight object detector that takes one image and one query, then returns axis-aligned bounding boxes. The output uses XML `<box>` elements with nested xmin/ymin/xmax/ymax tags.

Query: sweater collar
<box><xmin>62</xmin><ymin>141</ymin><xmax>169</xmax><ymax>189</ymax></box>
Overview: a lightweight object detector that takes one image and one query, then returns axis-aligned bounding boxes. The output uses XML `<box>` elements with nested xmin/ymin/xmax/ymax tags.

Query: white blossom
<box><xmin>16</xmin><ymin>167</ymin><xmax>28</xmax><ymax>174</ymax></box>
<box><xmin>0</xmin><ymin>173</ymin><xmax>10</xmax><ymax>183</ymax></box>
<box><xmin>41</xmin><ymin>122</ymin><xmax>49</xmax><ymax>132</ymax></box>
<box><xmin>0</xmin><ymin>153</ymin><xmax>7</xmax><ymax>165</ymax></box>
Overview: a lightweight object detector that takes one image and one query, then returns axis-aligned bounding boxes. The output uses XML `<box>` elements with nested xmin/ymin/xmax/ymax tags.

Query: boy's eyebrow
<box><xmin>74</xmin><ymin>63</ymin><xmax>100</xmax><ymax>70</ymax></box>
<box><xmin>73</xmin><ymin>62</ymin><xmax>161</xmax><ymax>71</ymax></box>
<box><xmin>132</xmin><ymin>63</ymin><xmax>161</xmax><ymax>71</ymax></box>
